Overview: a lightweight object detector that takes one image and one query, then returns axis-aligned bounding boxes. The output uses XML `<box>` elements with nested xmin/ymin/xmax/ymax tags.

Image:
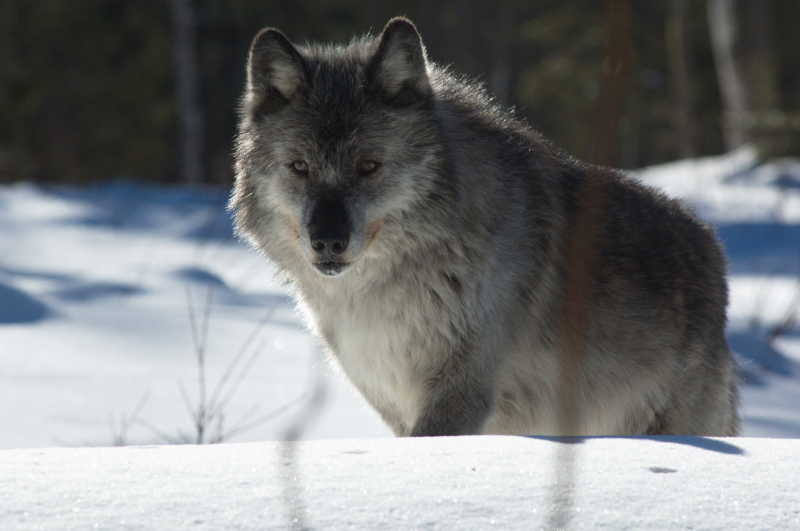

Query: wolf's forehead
<box><xmin>304</xmin><ymin>58</ymin><xmax>369</xmax><ymax>147</ymax></box>
<box><xmin>308</xmin><ymin>58</ymin><xmax>366</xmax><ymax>105</ymax></box>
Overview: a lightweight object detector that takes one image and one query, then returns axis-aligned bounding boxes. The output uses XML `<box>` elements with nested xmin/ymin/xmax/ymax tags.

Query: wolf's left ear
<box><xmin>367</xmin><ymin>17</ymin><xmax>431</xmax><ymax>105</ymax></box>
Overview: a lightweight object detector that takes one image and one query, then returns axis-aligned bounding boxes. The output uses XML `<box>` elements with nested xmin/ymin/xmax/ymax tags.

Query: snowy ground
<box><xmin>2</xmin><ymin>436</ymin><xmax>798</xmax><ymax>529</ymax></box>
<box><xmin>1</xmin><ymin>148</ymin><xmax>799</xmax><ymax>449</ymax></box>
<box><xmin>0</xmin><ymin>181</ymin><xmax>389</xmax><ymax>449</ymax></box>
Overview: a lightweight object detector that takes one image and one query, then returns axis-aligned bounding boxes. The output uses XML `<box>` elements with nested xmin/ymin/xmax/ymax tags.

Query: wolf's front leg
<box><xmin>409</xmin><ymin>368</ymin><xmax>494</xmax><ymax>436</ymax></box>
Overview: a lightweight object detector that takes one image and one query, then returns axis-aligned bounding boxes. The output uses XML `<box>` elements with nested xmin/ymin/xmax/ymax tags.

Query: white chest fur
<box><xmin>302</xmin><ymin>287</ymin><xmax>434</xmax><ymax>433</ymax></box>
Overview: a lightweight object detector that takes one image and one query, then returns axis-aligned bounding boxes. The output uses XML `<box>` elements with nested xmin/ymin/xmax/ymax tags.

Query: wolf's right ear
<box><xmin>246</xmin><ymin>28</ymin><xmax>307</xmax><ymax>114</ymax></box>
<box><xmin>367</xmin><ymin>17</ymin><xmax>431</xmax><ymax>106</ymax></box>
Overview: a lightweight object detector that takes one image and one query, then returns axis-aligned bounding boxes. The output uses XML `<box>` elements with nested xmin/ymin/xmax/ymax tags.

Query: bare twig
<box><xmin>209</xmin><ymin>340</ymin><xmax>265</xmax><ymax>421</ymax></box>
<box><xmin>184</xmin><ymin>284</ymin><xmax>215</xmax><ymax>443</ymax></box>
<box><xmin>135</xmin><ymin>289</ymin><xmax>292</xmax><ymax>445</ymax></box>
<box><xmin>110</xmin><ymin>391</ymin><xmax>151</xmax><ymax>446</ymax></box>
<box><xmin>136</xmin><ymin>418</ymin><xmax>186</xmax><ymax>445</ymax></box>
<box><xmin>206</xmin><ymin>307</ymin><xmax>278</xmax><ymax>418</ymax></box>
<box><xmin>222</xmin><ymin>393</ymin><xmax>309</xmax><ymax>442</ymax></box>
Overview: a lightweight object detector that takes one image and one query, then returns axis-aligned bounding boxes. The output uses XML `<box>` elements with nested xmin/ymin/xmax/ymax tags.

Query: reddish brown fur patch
<box><xmin>366</xmin><ymin>219</ymin><xmax>384</xmax><ymax>247</ymax></box>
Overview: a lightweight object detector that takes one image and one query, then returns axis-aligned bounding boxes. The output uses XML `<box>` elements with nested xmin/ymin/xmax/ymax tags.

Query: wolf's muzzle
<box><xmin>307</xmin><ymin>196</ymin><xmax>351</xmax><ymax>275</ymax></box>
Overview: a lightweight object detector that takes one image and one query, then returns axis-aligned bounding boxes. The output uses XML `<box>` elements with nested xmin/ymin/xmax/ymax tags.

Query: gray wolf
<box><xmin>229</xmin><ymin>17</ymin><xmax>739</xmax><ymax>436</ymax></box>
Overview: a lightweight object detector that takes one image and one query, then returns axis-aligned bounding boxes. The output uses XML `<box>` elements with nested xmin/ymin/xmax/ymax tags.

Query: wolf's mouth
<box><xmin>313</xmin><ymin>260</ymin><xmax>350</xmax><ymax>277</ymax></box>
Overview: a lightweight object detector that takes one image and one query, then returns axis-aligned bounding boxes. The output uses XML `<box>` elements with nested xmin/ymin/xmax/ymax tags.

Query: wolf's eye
<box><xmin>289</xmin><ymin>160</ymin><xmax>309</xmax><ymax>176</ymax></box>
<box><xmin>357</xmin><ymin>160</ymin><xmax>381</xmax><ymax>177</ymax></box>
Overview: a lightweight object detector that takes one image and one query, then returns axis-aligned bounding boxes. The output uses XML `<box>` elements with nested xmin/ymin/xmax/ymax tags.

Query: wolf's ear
<box><xmin>367</xmin><ymin>17</ymin><xmax>431</xmax><ymax>105</ymax></box>
<box><xmin>246</xmin><ymin>28</ymin><xmax>307</xmax><ymax>114</ymax></box>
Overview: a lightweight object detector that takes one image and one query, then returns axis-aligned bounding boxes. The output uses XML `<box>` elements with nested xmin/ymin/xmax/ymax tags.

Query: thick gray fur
<box><xmin>230</xmin><ymin>18</ymin><xmax>740</xmax><ymax>436</ymax></box>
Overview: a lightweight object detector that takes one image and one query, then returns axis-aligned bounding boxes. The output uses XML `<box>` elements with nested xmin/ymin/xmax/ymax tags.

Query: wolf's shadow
<box><xmin>530</xmin><ymin>435</ymin><xmax>745</xmax><ymax>455</ymax></box>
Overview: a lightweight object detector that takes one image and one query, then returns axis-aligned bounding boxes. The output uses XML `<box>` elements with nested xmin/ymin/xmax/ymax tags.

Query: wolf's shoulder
<box><xmin>608</xmin><ymin>169</ymin><xmax>710</xmax><ymax>233</ymax></box>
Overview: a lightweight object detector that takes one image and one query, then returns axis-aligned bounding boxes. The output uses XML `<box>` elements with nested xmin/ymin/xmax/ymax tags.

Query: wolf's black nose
<box><xmin>310</xmin><ymin>236</ymin><xmax>349</xmax><ymax>255</ymax></box>
<box><xmin>307</xmin><ymin>196</ymin><xmax>351</xmax><ymax>258</ymax></box>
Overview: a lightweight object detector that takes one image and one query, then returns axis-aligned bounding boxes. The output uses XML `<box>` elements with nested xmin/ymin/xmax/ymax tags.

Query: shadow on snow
<box><xmin>716</xmin><ymin>222</ymin><xmax>800</xmax><ymax>276</ymax></box>
<box><xmin>0</xmin><ymin>281</ymin><xmax>53</xmax><ymax>324</ymax></box>
<box><xmin>531</xmin><ymin>435</ymin><xmax>745</xmax><ymax>455</ymax></box>
<box><xmin>42</xmin><ymin>180</ymin><xmax>235</xmax><ymax>242</ymax></box>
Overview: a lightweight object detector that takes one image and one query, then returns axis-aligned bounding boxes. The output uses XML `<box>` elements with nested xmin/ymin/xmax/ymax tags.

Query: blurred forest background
<box><xmin>0</xmin><ymin>0</ymin><xmax>798</xmax><ymax>185</ymax></box>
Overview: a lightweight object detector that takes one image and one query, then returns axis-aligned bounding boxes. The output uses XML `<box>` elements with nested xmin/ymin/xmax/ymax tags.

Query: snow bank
<box><xmin>1</xmin><ymin>436</ymin><xmax>797</xmax><ymax>530</ymax></box>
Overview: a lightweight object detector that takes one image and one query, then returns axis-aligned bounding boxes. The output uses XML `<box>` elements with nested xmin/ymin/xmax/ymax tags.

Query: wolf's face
<box><xmin>233</xmin><ymin>18</ymin><xmax>446</xmax><ymax>279</ymax></box>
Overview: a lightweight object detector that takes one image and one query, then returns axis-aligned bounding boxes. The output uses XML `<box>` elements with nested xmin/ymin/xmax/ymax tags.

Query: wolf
<box><xmin>230</xmin><ymin>17</ymin><xmax>739</xmax><ymax>436</ymax></box>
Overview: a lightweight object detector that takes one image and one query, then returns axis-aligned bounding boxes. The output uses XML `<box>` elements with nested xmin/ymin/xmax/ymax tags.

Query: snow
<box><xmin>1</xmin><ymin>436</ymin><xmax>798</xmax><ymax>529</ymax></box>
<box><xmin>0</xmin><ymin>182</ymin><xmax>389</xmax><ymax>449</ymax></box>
<box><xmin>1</xmin><ymin>147</ymin><xmax>799</xmax><ymax>450</ymax></box>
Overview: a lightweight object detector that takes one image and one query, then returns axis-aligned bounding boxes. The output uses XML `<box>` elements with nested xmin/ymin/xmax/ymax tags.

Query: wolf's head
<box><xmin>231</xmin><ymin>18</ymin><xmax>448</xmax><ymax>280</ymax></box>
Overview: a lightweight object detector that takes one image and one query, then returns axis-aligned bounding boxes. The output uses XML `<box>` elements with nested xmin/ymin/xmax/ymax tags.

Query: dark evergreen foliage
<box><xmin>0</xmin><ymin>1</ymin><xmax>796</xmax><ymax>183</ymax></box>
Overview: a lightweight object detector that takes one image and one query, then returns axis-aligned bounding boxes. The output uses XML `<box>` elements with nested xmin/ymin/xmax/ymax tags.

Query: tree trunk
<box><xmin>666</xmin><ymin>0</ymin><xmax>694</xmax><ymax>158</ymax></box>
<box><xmin>707</xmin><ymin>0</ymin><xmax>749</xmax><ymax>151</ymax></box>
<box><xmin>739</xmin><ymin>1</ymin><xmax>786</xmax><ymax>158</ymax></box>
<box><xmin>171</xmin><ymin>0</ymin><xmax>204</xmax><ymax>184</ymax></box>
